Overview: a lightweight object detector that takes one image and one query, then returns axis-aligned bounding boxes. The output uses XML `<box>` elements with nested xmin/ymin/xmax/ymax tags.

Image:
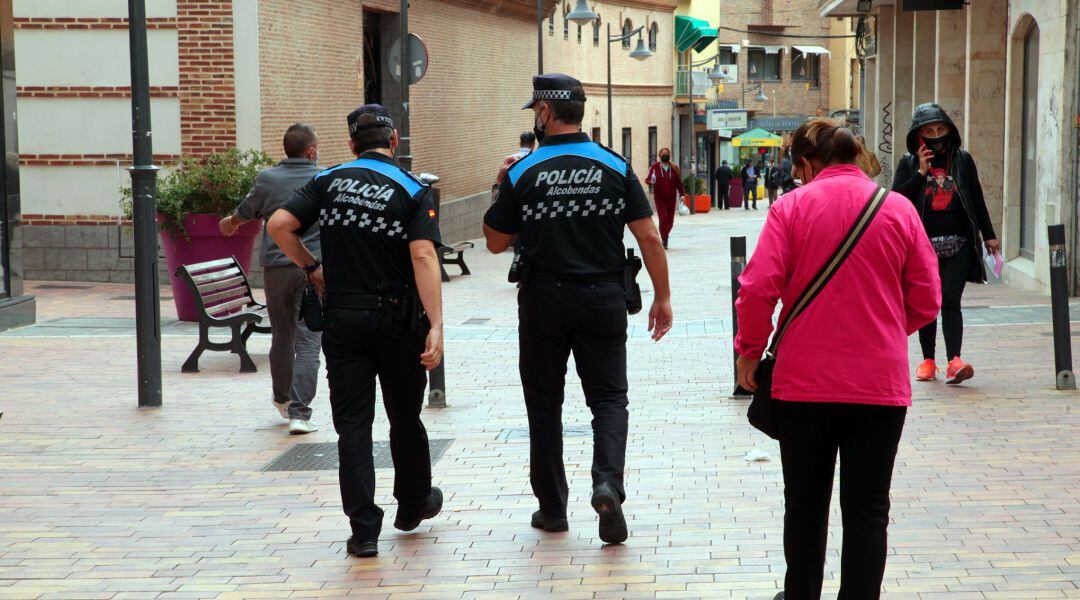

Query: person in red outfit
<box><xmin>645</xmin><ymin>148</ymin><xmax>685</xmax><ymax>249</ymax></box>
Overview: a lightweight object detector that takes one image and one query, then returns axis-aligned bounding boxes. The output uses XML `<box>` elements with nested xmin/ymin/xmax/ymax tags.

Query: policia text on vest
<box><xmin>483</xmin><ymin>74</ymin><xmax>673</xmax><ymax>545</ymax></box>
<box><xmin>268</xmin><ymin>104</ymin><xmax>445</xmax><ymax>559</ymax></box>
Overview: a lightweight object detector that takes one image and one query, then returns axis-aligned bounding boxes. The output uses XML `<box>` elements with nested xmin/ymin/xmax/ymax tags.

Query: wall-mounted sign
<box><xmin>707</xmin><ymin>109</ymin><xmax>748</xmax><ymax>131</ymax></box>
<box><xmin>711</xmin><ymin>64</ymin><xmax>738</xmax><ymax>84</ymax></box>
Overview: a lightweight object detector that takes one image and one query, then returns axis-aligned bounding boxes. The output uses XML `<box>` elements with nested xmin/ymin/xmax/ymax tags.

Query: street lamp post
<box><xmin>606</xmin><ymin>23</ymin><xmax>652</xmax><ymax>147</ymax></box>
<box><xmin>127</xmin><ymin>0</ymin><xmax>162</xmax><ymax>408</ymax></box>
<box><xmin>398</xmin><ymin>0</ymin><xmax>412</xmax><ymax>172</ymax></box>
<box><xmin>538</xmin><ymin>0</ymin><xmax>543</xmax><ymax>73</ymax></box>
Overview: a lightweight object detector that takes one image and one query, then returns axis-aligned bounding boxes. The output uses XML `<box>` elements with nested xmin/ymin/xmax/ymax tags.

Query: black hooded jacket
<box><xmin>892</xmin><ymin>103</ymin><xmax>996</xmax><ymax>283</ymax></box>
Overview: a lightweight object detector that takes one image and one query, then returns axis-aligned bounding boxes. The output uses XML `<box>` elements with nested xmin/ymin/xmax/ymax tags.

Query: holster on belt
<box><xmin>299</xmin><ymin>284</ymin><xmax>324</xmax><ymax>331</ymax></box>
<box><xmin>624</xmin><ymin>249</ymin><xmax>643</xmax><ymax>315</ymax></box>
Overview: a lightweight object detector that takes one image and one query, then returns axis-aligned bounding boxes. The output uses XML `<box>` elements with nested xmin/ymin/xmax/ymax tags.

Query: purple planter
<box><xmin>159</xmin><ymin>213</ymin><xmax>260</xmax><ymax>322</ymax></box>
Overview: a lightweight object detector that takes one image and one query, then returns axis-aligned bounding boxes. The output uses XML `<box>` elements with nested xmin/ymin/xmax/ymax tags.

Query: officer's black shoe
<box><xmin>346</xmin><ymin>535</ymin><xmax>378</xmax><ymax>558</ymax></box>
<box><xmin>773</xmin><ymin>592</ymin><xmax>785</xmax><ymax>600</ymax></box>
<box><xmin>393</xmin><ymin>487</ymin><xmax>443</xmax><ymax>532</ymax></box>
<box><xmin>590</xmin><ymin>482</ymin><xmax>628</xmax><ymax>544</ymax></box>
<box><xmin>530</xmin><ymin>510</ymin><xmax>569</xmax><ymax>532</ymax></box>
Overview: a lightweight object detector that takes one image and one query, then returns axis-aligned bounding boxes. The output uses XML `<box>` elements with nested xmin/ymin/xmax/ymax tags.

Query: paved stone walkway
<box><xmin>1</xmin><ymin>208</ymin><xmax>1078</xmax><ymax>599</ymax></box>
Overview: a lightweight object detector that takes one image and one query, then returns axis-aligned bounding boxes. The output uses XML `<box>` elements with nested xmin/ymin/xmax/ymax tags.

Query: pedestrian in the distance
<box><xmin>764</xmin><ymin>159</ymin><xmax>781</xmax><ymax>206</ymax></box>
<box><xmin>740</xmin><ymin>158</ymin><xmax>758</xmax><ymax>209</ymax></box>
<box><xmin>494</xmin><ymin>131</ymin><xmax>537</xmax><ymax>191</ymax></box>
<box><xmin>645</xmin><ymin>147</ymin><xmax>685</xmax><ymax>249</ymax></box>
<box><xmin>780</xmin><ymin>153</ymin><xmax>795</xmax><ymax>193</ymax></box>
<box><xmin>892</xmin><ymin>103</ymin><xmax>999</xmax><ymax>385</ymax></box>
<box><xmin>219</xmin><ymin>123</ymin><xmax>323</xmax><ymax>435</ymax></box>
<box><xmin>735</xmin><ymin>118</ymin><xmax>941</xmax><ymax>600</ymax></box>
<box><xmin>714</xmin><ymin>159</ymin><xmax>732</xmax><ymax>210</ymax></box>
<box><xmin>268</xmin><ymin>104</ymin><xmax>445</xmax><ymax>558</ymax></box>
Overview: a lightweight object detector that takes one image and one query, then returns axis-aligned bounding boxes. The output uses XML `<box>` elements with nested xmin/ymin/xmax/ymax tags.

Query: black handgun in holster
<box><xmin>299</xmin><ymin>284</ymin><xmax>324</xmax><ymax>331</ymax></box>
<box><xmin>508</xmin><ymin>246</ymin><xmax>532</xmax><ymax>284</ymax></box>
<box><xmin>624</xmin><ymin>249</ymin><xmax>643</xmax><ymax>315</ymax></box>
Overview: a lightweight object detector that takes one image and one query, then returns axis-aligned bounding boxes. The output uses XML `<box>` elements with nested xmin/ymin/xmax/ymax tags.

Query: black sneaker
<box><xmin>530</xmin><ymin>510</ymin><xmax>569</xmax><ymax>532</ymax></box>
<box><xmin>590</xmin><ymin>482</ymin><xmax>627</xmax><ymax>544</ymax></box>
<box><xmin>393</xmin><ymin>487</ymin><xmax>443</xmax><ymax>531</ymax></box>
<box><xmin>346</xmin><ymin>535</ymin><xmax>378</xmax><ymax>558</ymax></box>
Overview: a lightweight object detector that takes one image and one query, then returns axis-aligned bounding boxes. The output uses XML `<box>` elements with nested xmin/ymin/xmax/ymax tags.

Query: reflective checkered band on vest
<box><xmin>534</xmin><ymin>90</ymin><xmax>573</xmax><ymax>101</ymax></box>
<box><xmin>320</xmin><ymin>207</ymin><xmax>407</xmax><ymax>239</ymax></box>
<box><xmin>520</xmin><ymin>198</ymin><xmax>626</xmax><ymax>221</ymax></box>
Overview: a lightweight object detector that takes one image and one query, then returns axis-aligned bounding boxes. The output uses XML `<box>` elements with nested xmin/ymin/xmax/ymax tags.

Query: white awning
<box><xmin>747</xmin><ymin>44</ymin><xmax>784</xmax><ymax>54</ymax></box>
<box><xmin>718</xmin><ymin>43</ymin><xmax>741</xmax><ymax>53</ymax></box>
<box><xmin>793</xmin><ymin>45</ymin><xmax>832</xmax><ymax>56</ymax></box>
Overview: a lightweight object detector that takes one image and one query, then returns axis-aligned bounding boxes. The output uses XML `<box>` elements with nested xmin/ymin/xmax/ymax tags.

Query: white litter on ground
<box><xmin>744</xmin><ymin>448</ymin><xmax>772</xmax><ymax>462</ymax></box>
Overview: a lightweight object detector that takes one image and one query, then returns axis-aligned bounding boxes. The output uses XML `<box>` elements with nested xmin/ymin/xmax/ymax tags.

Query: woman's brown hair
<box><xmin>789</xmin><ymin>118</ymin><xmax>864</xmax><ymax>167</ymax></box>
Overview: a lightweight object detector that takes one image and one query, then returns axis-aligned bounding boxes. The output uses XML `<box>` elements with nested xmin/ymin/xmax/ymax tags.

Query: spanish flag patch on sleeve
<box><xmin>428</xmin><ymin>209</ymin><xmax>436</xmax><ymax>219</ymax></box>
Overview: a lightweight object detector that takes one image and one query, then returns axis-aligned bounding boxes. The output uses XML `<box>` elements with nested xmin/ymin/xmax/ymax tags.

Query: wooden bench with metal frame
<box><xmin>438</xmin><ymin>241</ymin><xmax>474</xmax><ymax>282</ymax></box>
<box><xmin>176</xmin><ymin>256</ymin><xmax>270</xmax><ymax>373</ymax></box>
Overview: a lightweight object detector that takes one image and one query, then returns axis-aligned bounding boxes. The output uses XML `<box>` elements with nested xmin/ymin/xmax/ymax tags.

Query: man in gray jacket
<box><xmin>219</xmin><ymin>123</ymin><xmax>323</xmax><ymax>434</ymax></box>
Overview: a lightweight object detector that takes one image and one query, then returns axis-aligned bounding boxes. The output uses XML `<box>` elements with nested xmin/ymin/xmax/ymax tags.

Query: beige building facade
<box><xmin>12</xmin><ymin>0</ymin><xmax>675</xmax><ymax>284</ymax></box>
<box><xmin>823</xmin><ymin>0</ymin><xmax>1079</xmax><ymax>293</ymax></box>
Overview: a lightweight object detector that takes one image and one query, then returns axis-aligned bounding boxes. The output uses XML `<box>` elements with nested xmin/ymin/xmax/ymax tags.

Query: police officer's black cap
<box><xmin>348</xmin><ymin>104</ymin><xmax>394</xmax><ymax>137</ymax></box>
<box><xmin>522</xmin><ymin>73</ymin><xmax>587</xmax><ymax>109</ymax></box>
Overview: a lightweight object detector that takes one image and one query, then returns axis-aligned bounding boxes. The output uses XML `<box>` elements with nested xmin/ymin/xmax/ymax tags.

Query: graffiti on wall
<box><xmin>877</xmin><ymin>101</ymin><xmax>894</xmax><ymax>185</ymax></box>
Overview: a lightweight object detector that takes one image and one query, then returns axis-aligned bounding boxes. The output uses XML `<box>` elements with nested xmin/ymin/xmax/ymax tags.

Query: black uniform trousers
<box><xmin>322</xmin><ymin>309</ymin><xmax>432</xmax><ymax>539</ymax></box>
<box><xmin>518</xmin><ymin>277</ymin><xmax>629</xmax><ymax>519</ymax></box>
<box><xmin>775</xmin><ymin>400</ymin><xmax>907</xmax><ymax>600</ymax></box>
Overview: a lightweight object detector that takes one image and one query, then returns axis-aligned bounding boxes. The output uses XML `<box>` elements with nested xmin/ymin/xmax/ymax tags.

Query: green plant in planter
<box><xmin>121</xmin><ymin>149</ymin><xmax>273</xmax><ymax>239</ymax></box>
<box><xmin>681</xmin><ymin>173</ymin><xmax>707</xmax><ymax>196</ymax></box>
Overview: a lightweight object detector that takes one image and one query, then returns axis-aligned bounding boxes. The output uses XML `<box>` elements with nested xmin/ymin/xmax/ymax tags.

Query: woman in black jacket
<box><xmin>892</xmin><ymin>103</ymin><xmax>999</xmax><ymax>385</ymax></box>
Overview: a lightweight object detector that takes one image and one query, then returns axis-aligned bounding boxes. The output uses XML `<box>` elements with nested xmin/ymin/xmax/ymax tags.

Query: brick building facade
<box><xmin>12</xmin><ymin>0</ymin><xmax>675</xmax><ymax>285</ymax></box>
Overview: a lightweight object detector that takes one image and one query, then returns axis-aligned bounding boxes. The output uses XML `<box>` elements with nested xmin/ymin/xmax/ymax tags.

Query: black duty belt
<box><xmin>530</xmin><ymin>269</ymin><xmax>622</xmax><ymax>284</ymax></box>
<box><xmin>325</xmin><ymin>293</ymin><xmax>388</xmax><ymax>310</ymax></box>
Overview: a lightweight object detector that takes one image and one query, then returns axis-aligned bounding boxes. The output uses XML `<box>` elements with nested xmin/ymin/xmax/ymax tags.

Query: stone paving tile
<box><xmin>1</xmin><ymin>210</ymin><xmax>1079</xmax><ymax>599</ymax></box>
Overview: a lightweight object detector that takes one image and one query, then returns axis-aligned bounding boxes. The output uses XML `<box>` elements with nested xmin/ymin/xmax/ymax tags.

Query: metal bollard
<box><xmin>731</xmin><ymin>236</ymin><xmax>752</xmax><ymax>398</ymax></box>
<box><xmin>1048</xmin><ymin>224</ymin><xmax>1076</xmax><ymax>390</ymax></box>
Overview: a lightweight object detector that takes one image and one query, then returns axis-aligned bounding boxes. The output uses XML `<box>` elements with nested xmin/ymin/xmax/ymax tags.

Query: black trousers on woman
<box><xmin>775</xmin><ymin>400</ymin><xmax>907</xmax><ymax>600</ymax></box>
<box><xmin>919</xmin><ymin>250</ymin><xmax>971</xmax><ymax>361</ymax></box>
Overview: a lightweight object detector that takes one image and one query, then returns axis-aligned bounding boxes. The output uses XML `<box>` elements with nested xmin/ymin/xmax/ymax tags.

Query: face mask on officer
<box><xmin>533</xmin><ymin>103</ymin><xmax>550</xmax><ymax>144</ymax></box>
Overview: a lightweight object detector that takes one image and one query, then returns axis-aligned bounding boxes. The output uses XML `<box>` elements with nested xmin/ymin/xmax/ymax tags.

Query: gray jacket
<box><xmin>235</xmin><ymin>157</ymin><xmax>322</xmax><ymax>268</ymax></box>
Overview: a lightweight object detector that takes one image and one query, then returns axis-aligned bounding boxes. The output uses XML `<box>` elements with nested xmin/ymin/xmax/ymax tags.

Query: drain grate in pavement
<box><xmin>498</xmin><ymin>425</ymin><xmax>592</xmax><ymax>441</ymax></box>
<box><xmin>261</xmin><ymin>439</ymin><xmax>453</xmax><ymax>471</ymax></box>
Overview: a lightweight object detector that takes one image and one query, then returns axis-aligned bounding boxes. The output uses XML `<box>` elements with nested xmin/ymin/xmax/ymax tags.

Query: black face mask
<box><xmin>660</xmin><ymin>155</ymin><xmax>670</xmax><ymax>163</ymax></box>
<box><xmin>533</xmin><ymin>112</ymin><xmax>547</xmax><ymax>144</ymax></box>
<box><xmin>923</xmin><ymin>134</ymin><xmax>950</xmax><ymax>156</ymax></box>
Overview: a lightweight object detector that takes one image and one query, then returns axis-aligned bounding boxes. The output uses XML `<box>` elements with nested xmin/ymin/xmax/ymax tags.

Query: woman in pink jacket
<box><xmin>734</xmin><ymin>119</ymin><xmax>941</xmax><ymax>600</ymax></box>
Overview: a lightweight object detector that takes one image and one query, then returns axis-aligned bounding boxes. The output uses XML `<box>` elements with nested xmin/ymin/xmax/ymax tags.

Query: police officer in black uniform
<box><xmin>483</xmin><ymin>74</ymin><xmax>673</xmax><ymax>545</ymax></box>
<box><xmin>268</xmin><ymin>104</ymin><xmax>444</xmax><ymax>558</ymax></box>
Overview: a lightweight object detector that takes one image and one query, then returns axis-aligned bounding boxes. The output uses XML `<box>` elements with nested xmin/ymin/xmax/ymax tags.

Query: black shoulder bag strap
<box><xmin>766</xmin><ymin>185</ymin><xmax>889</xmax><ymax>358</ymax></box>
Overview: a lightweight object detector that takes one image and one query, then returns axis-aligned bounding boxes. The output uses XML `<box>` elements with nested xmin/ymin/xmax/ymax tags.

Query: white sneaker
<box><xmin>272</xmin><ymin>399</ymin><xmax>290</xmax><ymax>420</ymax></box>
<box><xmin>288</xmin><ymin>419</ymin><xmax>318</xmax><ymax>435</ymax></box>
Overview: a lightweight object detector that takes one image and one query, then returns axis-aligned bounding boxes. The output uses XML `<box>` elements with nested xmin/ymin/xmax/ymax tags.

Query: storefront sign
<box><xmin>707</xmin><ymin>109</ymin><xmax>748</xmax><ymax>131</ymax></box>
<box><xmin>749</xmin><ymin>116</ymin><xmax>808</xmax><ymax>132</ymax></box>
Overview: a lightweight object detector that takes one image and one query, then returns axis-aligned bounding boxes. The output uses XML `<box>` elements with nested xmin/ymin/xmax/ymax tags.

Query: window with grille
<box><xmin>648</xmin><ymin>22</ymin><xmax>658</xmax><ymax>51</ymax></box>
<box><xmin>622</xmin><ymin>20</ymin><xmax>632</xmax><ymax>49</ymax></box>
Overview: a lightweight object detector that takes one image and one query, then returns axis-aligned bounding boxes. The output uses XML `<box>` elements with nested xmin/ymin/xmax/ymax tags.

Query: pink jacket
<box><xmin>734</xmin><ymin>164</ymin><xmax>941</xmax><ymax>406</ymax></box>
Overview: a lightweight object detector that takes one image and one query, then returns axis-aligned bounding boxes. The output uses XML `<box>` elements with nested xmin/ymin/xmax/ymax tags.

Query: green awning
<box><xmin>675</xmin><ymin>15</ymin><xmax>718</xmax><ymax>53</ymax></box>
<box><xmin>732</xmin><ymin>128</ymin><xmax>784</xmax><ymax>147</ymax></box>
